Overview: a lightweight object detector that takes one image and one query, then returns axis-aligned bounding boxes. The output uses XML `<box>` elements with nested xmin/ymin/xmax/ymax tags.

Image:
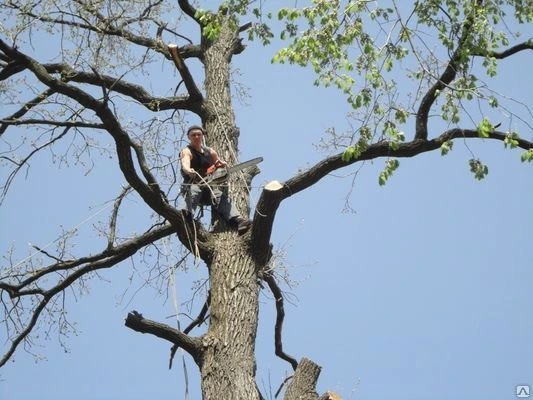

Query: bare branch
<box><xmin>0</xmin><ymin>61</ymin><xmax>202</xmax><ymax>114</ymax></box>
<box><xmin>2</xmin><ymin>223</ymin><xmax>175</xmax><ymax>299</ymax></box>
<box><xmin>30</xmin><ymin>245</ymin><xmax>63</xmax><ymax>263</ymax></box>
<box><xmin>0</xmin><ymin>89</ymin><xmax>57</xmax><ymax>136</ymax></box>
<box><xmin>125</xmin><ymin>311</ymin><xmax>202</xmax><ymax>363</ymax></box>
<box><xmin>251</xmin><ymin>181</ymin><xmax>284</xmax><ymax>265</ymax></box>
<box><xmin>264</xmin><ymin>274</ymin><xmax>298</xmax><ymax>371</ymax></box>
<box><xmin>0</xmin><ymin>293</ymin><xmax>51</xmax><ymax>368</ymax></box>
<box><xmin>7</xmin><ymin>5</ymin><xmax>202</xmax><ymax>61</ymax></box>
<box><xmin>107</xmin><ymin>186</ymin><xmax>132</xmax><ymax>250</ymax></box>
<box><xmin>1</xmin><ymin>125</ymin><xmax>71</xmax><ymax>203</ymax></box>
<box><xmin>0</xmin><ymin>223</ymin><xmax>177</xmax><ymax>367</ymax></box>
<box><xmin>0</xmin><ymin>119</ymin><xmax>105</xmax><ymax>129</ymax></box>
<box><xmin>168</xmin><ymin>44</ymin><xmax>203</xmax><ymax>101</ymax></box>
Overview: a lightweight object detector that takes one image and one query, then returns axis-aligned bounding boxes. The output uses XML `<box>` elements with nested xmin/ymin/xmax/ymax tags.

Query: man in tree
<box><xmin>180</xmin><ymin>125</ymin><xmax>251</xmax><ymax>233</ymax></box>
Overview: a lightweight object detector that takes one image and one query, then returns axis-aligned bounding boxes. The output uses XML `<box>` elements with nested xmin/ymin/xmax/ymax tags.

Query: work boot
<box><xmin>232</xmin><ymin>217</ymin><xmax>252</xmax><ymax>234</ymax></box>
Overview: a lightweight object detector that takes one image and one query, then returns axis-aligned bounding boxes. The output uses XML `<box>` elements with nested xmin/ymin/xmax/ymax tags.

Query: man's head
<box><xmin>187</xmin><ymin>125</ymin><xmax>205</xmax><ymax>148</ymax></box>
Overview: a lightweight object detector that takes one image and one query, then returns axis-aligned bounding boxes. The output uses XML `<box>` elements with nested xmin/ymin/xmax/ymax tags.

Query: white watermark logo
<box><xmin>517</xmin><ymin>385</ymin><xmax>530</xmax><ymax>398</ymax></box>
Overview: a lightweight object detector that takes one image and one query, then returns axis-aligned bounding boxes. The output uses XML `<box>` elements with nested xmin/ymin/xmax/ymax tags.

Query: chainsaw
<box><xmin>202</xmin><ymin>157</ymin><xmax>263</xmax><ymax>185</ymax></box>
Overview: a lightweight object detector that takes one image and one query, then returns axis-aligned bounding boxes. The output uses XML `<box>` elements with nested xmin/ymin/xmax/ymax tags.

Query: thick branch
<box><xmin>2</xmin><ymin>223</ymin><xmax>175</xmax><ymax>297</ymax></box>
<box><xmin>178</xmin><ymin>0</ymin><xmax>200</xmax><ymax>24</ymax></box>
<box><xmin>252</xmin><ymin>128</ymin><xmax>533</xmax><ymax>250</ymax></box>
<box><xmin>251</xmin><ymin>181</ymin><xmax>285</xmax><ymax>265</ymax></box>
<box><xmin>125</xmin><ymin>311</ymin><xmax>202</xmax><ymax>363</ymax></box>
<box><xmin>239</xmin><ymin>22</ymin><xmax>253</xmax><ymax>32</ymax></box>
<box><xmin>286</xmin><ymin>129</ymin><xmax>533</xmax><ymax>196</ymax></box>
<box><xmin>168</xmin><ymin>44</ymin><xmax>203</xmax><ymax>100</ymax></box>
<box><xmin>0</xmin><ymin>119</ymin><xmax>105</xmax><ymax>129</ymax></box>
<box><xmin>415</xmin><ymin>2</ymin><xmax>481</xmax><ymax>140</ymax></box>
<box><xmin>471</xmin><ymin>39</ymin><xmax>533</xmax><ymax>59</ymax></box>
<box><xmin>0</xmin><ymin>62</ymin><xmax>202</xmax><ymax>114</ymax></box>
<box><xmin>169</xmin><ymin>292</ymin><xmax>210</xmax><ymax>369</ymax></box>
<box><xmin>264</xmin><ymin>274</ymin><xmax>298</xmax><ymax>371</ymax></box>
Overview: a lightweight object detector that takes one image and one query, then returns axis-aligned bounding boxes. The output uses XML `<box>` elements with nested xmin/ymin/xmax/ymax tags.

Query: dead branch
<box><xmin>169</xmin><ymin>292</ymin><xmax>210</xmax><ymax>369</ymax></box>
<box><xmin>264</xmin><ymin>274</ymin><xmax>298</xmax><ymax>371</ymax></box>
<box><xmin>168</xmin><ymin>44</ymin><xmax>203</xmax><ymax>100</ymax></box>
<box><xmin>107</xmin><ymin>186</ymin><xmax>132</xmax><ymax>250</ymax></box>
<box><xmin>30</xmin><ymin>245</ymin><xmax>63</xmax><ymax>263</ymax></box>
<box><xmin>125</xmin><ymin>311</ymin><xmax>203</xmax><ymax>363</ymax></box>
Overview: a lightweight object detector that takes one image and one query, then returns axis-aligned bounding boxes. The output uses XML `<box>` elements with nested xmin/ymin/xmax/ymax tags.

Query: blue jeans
<box><xmin>180</xmin><ymin>184</ymin><xmax>240</xmax><ymax>222</ymax></box>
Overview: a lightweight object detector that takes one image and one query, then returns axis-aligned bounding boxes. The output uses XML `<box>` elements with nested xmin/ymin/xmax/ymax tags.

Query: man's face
<box><xmin>188</xmin><ymin>129</ymin><xmax>203</xmax><ymax>146</ymax></box>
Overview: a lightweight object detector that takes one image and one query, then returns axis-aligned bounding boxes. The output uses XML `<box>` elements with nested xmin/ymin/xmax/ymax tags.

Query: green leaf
<box><xmin>469</xmin><ymin>159</ymin><xmax>489</xmax><ymax>180</ymax></box>
<box><xmin>440</xmin><ymin>140</ymin><xmax>453</xmax><ymax>156</ymax></box>
<box><xmin>477</xmin><ymin>117</ymin><xmax>493</xmax><ymax>138</ymax></box>
<box><xmin>504</xmin><ymin>132</ymin><xmax>519</xmax><ymax>149</ymax></box>
<box><xmin>379</xmin><ymin>159</ymin><xmax>400</xmax><ymax>186</ymax></box>
<box><xmin>384</xmin><ymin>57</ymin><xmax>393</xmax><ymax>72</ymax></box>
<box><xmin>520</xmin><ymin>149</ymin><xmax>533</xmax><ymax>162</ymax></box>
<box><xmin>342</xmin><ymin>146</ymin><xmax>356</xmax><ymax>162</ymax></box>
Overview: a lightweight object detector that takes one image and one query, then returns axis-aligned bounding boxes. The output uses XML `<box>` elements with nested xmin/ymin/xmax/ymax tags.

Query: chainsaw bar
<box><xmin>226</xmin><ymin>157</ymin><xmax>263</xmax><ymax>174</ymax></box>
<box><xmin>205</xmin><ymin>157</ymin><xmax>263</xmax><ymax>185</ymax></box>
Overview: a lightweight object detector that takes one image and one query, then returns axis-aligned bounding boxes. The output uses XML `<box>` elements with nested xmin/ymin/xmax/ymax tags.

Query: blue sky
<box><xmin>1</xmin><ymin>3</ymin><xmax>532</xmax><ymax>400</ymax></box>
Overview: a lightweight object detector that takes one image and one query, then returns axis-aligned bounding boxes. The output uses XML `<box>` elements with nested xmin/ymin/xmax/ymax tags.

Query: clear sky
<box><xmin>1</xmin><ymin>3</ymin><xmax>532</xmax><ymax>400</ymax></box>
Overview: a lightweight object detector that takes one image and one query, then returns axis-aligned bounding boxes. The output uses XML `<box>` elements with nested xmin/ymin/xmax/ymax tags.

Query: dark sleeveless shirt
<box><xmin>181</xmin><ymin>145</ymin><xmax>212</xmax><ymax>183</ymax></box>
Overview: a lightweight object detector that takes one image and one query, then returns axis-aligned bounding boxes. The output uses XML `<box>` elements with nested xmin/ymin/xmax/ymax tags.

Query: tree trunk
<box><xmin>199</xmin><ymin>19</ymin><xmax>262</xmax><ymax>400</ymax></box>
<box><xmin>200</xmin><ymin>232</ymin><xmax>260</xmax><ymax>400</ymax></box>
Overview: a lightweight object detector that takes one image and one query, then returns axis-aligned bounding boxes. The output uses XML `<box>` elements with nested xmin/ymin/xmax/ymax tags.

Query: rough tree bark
<box><xmin>195</xmin><ymin>18</ymin><xmax>263</xmax><ymax>400</ymax></box>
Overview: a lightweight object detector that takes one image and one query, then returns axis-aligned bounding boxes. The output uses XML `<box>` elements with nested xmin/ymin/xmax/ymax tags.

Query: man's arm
<box><xmin>180</xmin><ymin>148</ymin><xmax>196</xmax><ymax>177</ymax></box>
<box><xmin>210</xmin><ymin>148</ymin><xmax>227</xmax><ymax>168</ymax></box>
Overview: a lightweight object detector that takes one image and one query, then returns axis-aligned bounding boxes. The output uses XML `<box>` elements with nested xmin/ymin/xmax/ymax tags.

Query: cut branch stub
<box><xmin>251</xmin><ymin>180</ymin><xmax>284</xmax><ymax>265</ymax></box>
<box><xmin>284</xmin><ymin>358</ymin><xmax>322</xmax><ymax>400</ymax></box>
